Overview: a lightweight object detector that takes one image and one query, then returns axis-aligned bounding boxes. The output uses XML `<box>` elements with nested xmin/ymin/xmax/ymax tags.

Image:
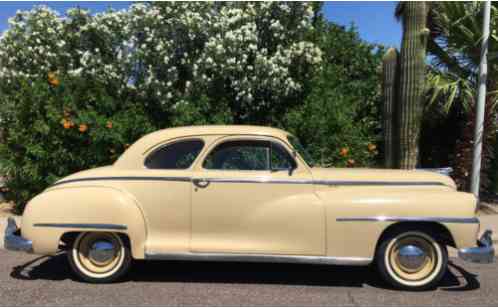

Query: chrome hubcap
<box><xmin>397</xmin><ymin>244</ymin><xmax>427</xmax><ymax>272</ymax></box>
<box><xmin>88</xmin><ymin>240</ymin><xmax>116</xmax><ymax>265</ymax></box>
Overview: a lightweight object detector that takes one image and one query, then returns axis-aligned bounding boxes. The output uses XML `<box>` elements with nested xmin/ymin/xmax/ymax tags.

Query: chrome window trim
<box><xmin>145</xmin><ymin>252</ymin><xmax>372</xmax><ymax>266</ymax></box>
<box><xmin>33</xmin><ymin>223</ymin><xmax>127</xmax><ymax>230</ymax></box>
<box><xmin>51</xmin><ymin>176</ymin><xmax>449</xmax><ymax>187</ymax></box>
<box><xmin>336</xmin><ymin>216</ymin><xmax>479</xmax><ymax>224</ymax></box>
<box><xmin>200</xmin><ymin>136</ymin><xmax>299</xmax><ymax>172</ymax></box>
<box><xmin>143</xmin><ymin>138</ymin><xmax>205</xmax><ymax>170</ymax></box>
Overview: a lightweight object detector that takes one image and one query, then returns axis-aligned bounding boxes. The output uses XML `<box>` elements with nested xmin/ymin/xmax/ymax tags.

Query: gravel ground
<box><xmin>0</xmin><ymin>249</ymin><xmax>497</xmax><ymax>306</ymax></box>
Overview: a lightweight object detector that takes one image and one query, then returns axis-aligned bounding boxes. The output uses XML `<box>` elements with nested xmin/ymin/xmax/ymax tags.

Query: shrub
<box><xmin>0</xmin><ymin>3</ymin><xmax>322</xmax><ymax>128</ymax></box>
<box><xmin>0</xmin><ymin>3</ymin><xmax>323</xmax><ymax>211</ymax></box>
<box><xmin>284</xmin><ymin>22</ymin><xmax>384</xmax><ymax>168</ymax></box>
<box><xmin>0</xmin><ymin>75</ymin><xmax>154</xmax><ymax>212</ymax></box>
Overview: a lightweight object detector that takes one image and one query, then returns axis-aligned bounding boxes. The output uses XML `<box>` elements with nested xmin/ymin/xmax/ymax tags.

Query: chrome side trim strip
<box><xmin>51</xmin><ymin>176</ymin><xmax>448</xmax><ymax>187</ymax></box>
<box><xmin>203</xmin><ymin>177</ymin><xmax>312</xmax><ymax>184</ymax></box>
<box><xmin>145</xmin><ymin>252</ymin><xmax>372</xmax><ymax>266</ymax></box>
<box><xmin>336</xmin><ymin>216</ymin><xmax>479</xmax><ymax>224</ymax></box>
<box><xmin>52</xmin><ymin>176</ymin><xmax>191</xmax><ymax>187</ymax></box>
<box><xmin>205</xmin><ymin>178</ymin><xmax>447</xmax><ymax>186</ymax></box>
<box><xmin>314</xmin><ymin>180</ymin><xmax>447</xmax><ymax>186</ymax></box>
<box><xmin>33</xmin><ymin>223</ymin><xmax>127</xmax><ymax>230</ymax></box>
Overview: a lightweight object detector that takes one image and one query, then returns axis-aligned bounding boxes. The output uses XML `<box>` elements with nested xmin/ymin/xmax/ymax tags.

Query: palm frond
<box><xmin>426</xmin><ymin>69</ymin><xmax>475</xmax><ymax>114</ymax></box>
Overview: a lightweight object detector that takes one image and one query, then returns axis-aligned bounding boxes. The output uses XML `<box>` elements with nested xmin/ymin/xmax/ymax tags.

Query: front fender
<box><xmin>22</xmin><ymin>185</ymin><xmax>147</xmax><ymax>259</ymax></box>
<box><xmin>318</xmin><ymin>187</ymin><xmax>479</xmax><ymax>259</ymax></box>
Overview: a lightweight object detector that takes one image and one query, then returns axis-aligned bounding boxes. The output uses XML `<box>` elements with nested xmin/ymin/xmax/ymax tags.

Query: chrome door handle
<box><xmin>193</xmin><ymin>178</ymin><xmax>210</xmax><ymax>188</ymax></box>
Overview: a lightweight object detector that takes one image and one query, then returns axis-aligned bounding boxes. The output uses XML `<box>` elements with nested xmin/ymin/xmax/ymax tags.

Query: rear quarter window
<box><xmin>145</xmin><ymin>139</ymin><xmax>204</xmax><ymax>169</ymax></box>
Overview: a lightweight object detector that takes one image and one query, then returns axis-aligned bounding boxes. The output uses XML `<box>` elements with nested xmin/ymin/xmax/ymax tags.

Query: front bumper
<box><xmin>458</xmin><ymin>230</ymin><xmax>495</xmax><ymax>264</ymax></box>
<box><xmin>3</xmin><ymin>217</ymin><xmax>32</xmax><ymax>253</ymax></box>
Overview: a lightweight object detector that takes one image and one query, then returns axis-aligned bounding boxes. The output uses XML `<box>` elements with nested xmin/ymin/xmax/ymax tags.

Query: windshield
<box><xmin>287</xmin><ymin>135</ymin><xmax>315</xmax><ymax>167</ymax></box>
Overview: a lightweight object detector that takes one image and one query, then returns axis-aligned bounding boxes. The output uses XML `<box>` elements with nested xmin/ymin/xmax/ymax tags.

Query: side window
<box><xmin>271</xmin><ymin>142</ymin><xmax>297</xmax><ymax>170</ymax></box>
<box><xmin>145</xmin><ymin>139</ymin><xmax>204</xmax><ymax>169</ymax></box>
<box><xmin>203</xmin><ymin>140</ymin><xmax>270</xmax><ymax>171</ymax></box>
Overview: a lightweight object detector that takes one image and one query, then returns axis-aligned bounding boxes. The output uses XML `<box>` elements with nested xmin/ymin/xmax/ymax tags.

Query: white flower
<box><xmin>68</xmin><ymin>67</ymin><xmax>83</xmax><ymax>76</ymax></box>
<box><xmin>0</xmin><ymin>2</ymin><xmax>321</xmax><ymax>110</ymax></box>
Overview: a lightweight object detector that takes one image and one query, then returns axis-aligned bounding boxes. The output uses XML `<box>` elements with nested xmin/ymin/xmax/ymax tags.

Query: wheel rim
<box><xmin>73</xmin><ymin>232</ymin><xmax>125</xmax><ymax>278</ymax></box>
<box><xmin>385</xmin><ymin>232</ymin><xmax>442</xmax><ymax>286</ymax></box>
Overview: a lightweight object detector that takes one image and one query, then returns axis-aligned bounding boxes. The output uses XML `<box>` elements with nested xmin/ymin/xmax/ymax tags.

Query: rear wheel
<box><xmin>68</xmin><ymin>232</ymin><xmax>132</xmax><ymax>283</ymax></box>
<box><xmin>376</xmin><ymin>230</ymin><xmax>448</xmax><ymax>290</ymax></box>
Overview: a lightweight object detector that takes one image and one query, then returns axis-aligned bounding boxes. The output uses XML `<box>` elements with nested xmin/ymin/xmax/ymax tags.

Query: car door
<box><xmin>126</xmin><ymin>137</ymin><xmax>207</xmax><ymax>255</ymax></box>
<box><xmin>190</xmin><ymin>136</ymin><xmax>325</xmax><ymax>256</ymax></box>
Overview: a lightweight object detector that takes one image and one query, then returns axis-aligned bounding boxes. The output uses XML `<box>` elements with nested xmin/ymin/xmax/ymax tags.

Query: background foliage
<box><xmin>284</xmin><ymin>22</ymin><xmax>384</xmax><ymax>168</ymax></box>
<box><xmin>0</xmin><ymin>3</ymin><xmax>384</xmax><ymax>211</ymax></box>
<box><xmin>424</xmin><ymin>2</ymin><xmax>498</xmax><ymax>192</ymax></box>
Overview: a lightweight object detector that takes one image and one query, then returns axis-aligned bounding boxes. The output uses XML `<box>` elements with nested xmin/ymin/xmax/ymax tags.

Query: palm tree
<box><xmin>426</xmin><ymin>2</ymin><xmax>498</xmax><ymax>192</ymax></box>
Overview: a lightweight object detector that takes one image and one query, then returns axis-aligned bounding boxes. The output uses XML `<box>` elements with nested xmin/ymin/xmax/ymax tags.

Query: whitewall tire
<box><xmin>68</xmin><ymin>232</ymin><xmax>132</xmax><ymax>283</ymax></box>
<box><xmin>376</xmin><ymin>230</ymin><xmax>448</xmax><ymax>290</ymax></box>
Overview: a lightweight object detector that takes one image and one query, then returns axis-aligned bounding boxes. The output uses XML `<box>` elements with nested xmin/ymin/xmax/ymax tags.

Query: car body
<box><xmin>4</xmin><ymin>125</ymin><xmax>495</xmax><ymax>289</ymax></box>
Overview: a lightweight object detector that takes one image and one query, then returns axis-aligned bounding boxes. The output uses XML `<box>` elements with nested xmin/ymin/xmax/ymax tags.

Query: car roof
<box><xmin>114</xmin><ymin>125</ymin><xmax>292</xmax><ymax>169</ymax></box>
<box><xmin>144</xmin><ymin>125</ymin><xmax>290</xmax><ymax>139</ymax></box>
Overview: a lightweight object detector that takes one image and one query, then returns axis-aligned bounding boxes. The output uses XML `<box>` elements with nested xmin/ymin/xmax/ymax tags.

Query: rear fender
<box><xmin>22</xmin><ymin>185</ymin><xmax>147</xmax><ymax>259</ymax></box>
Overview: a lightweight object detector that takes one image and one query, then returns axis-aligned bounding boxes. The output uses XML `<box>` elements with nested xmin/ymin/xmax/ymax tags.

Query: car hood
<box><xmin>310</xmin><ymin>167</ymin><xmax>456</xmax><ymax>189</ymax></box>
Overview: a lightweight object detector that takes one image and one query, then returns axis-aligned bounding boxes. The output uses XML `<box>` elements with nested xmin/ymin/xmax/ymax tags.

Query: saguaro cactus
<box><xmin>396</xmin><ymin>2</ymin><xmax>430</xmax><ymax>169</ymax></box>
<box><xmin>382</xmin><ymin>48</ymin><xmax>399</xmax><ymax>168</ymax></box>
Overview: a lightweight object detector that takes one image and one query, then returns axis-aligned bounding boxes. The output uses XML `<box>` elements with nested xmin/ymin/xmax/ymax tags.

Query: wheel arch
<box><xmin>375</xmin><ymin>221</ymin><xmax>456</xmax><ymax>253</ymax></box>
<box><xmin>60</xmin><ymin>231</ymin><xmax>132</xmax><ymax>250</ymax></box>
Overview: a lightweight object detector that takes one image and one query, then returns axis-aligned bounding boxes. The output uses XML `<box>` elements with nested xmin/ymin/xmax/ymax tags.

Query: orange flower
<box><xmin>79</xmin><ymin>124</ymin><xmax>88</xmax><ymax>133</ymax></box>
<box><xmin>347</xmin><ymin>159</ymin><xmax>355</xmax><ymax>167</ymax></box>
<box><xmin>367</xmin><ymin>143</ymin><xmax>377</xmax><ymax>152</ymax></box>
<box><xmin>48</xmin><ymin>72</ymin><xmax>60</xmax><ymax>86</ymax></box>
<box><xmin>339</xmin><ymin>147</ymin><xmax>349</xmax><ymax>157</ymax></box>
<box><xmin>62</xmin><ymin>119</ymin><xmax>73</xmax><ymax>129</ymax></box>
<box><xmin>106</xmin><ymin>121</ymin><xmax>113</xmax><ymax>129</ymax></box>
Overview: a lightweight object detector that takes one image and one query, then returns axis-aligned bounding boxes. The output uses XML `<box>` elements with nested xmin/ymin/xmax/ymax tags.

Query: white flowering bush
<box><xmin>0</xmin><ymin>2</ymin><xmax>322</xmax><ymax>119</ymax></box>
<box><xmin>0</xmin><ymin>2</ymin><xmax>323</xmax><ymax>210</ymax></box>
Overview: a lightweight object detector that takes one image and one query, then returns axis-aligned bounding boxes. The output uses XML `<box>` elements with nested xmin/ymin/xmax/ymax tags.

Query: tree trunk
<box><xmin>453</xmin><ymin>96</ymin><xmax>497</xmax><ymax>192</ymax></box>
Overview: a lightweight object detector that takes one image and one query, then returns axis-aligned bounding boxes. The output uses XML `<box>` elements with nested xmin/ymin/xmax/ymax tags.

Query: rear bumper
<box><xmin>458</xmin><ymin>230</ymin><xmax>495</xmax><ymax>264</ymax></box>
<box><xmin>3</xmin><ymin>217</ymin><xmax>32</xmax><ymax>253</ymax></box>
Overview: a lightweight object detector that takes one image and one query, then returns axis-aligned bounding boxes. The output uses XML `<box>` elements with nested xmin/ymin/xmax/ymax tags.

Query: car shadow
<box><xmin>10</xmin><ymin>253</ymin><xmax>479</xmax><ymax>291</ymax></box>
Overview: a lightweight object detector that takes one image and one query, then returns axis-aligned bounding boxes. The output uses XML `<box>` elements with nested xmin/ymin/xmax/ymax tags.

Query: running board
<box><xmin>145</xmin><ymin>252</ymin><xmax>372</xmax><ymax>266</ymax></box>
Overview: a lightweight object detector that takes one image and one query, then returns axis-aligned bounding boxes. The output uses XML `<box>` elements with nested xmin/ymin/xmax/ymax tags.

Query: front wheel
<box><xmin>376</xmin><ymin>230</ymin><xmax>448</xmax><ymax>291</ymax></box>
<box><xmin>68</xmin><ymin>232</ymin><xmax>132</xmax><ymax>283</ymax></box>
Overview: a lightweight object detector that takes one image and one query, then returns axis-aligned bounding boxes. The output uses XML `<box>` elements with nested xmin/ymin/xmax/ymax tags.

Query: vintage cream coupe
<box><xmin>4</xmin><ymin>125</ymin><xmax>494</xmax><ymax>289</ymax></box>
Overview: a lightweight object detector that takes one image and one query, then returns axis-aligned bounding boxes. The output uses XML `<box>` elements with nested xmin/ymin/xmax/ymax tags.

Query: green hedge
<box><xmin>0</xmin><ymin>76</ymin><xmax>155</xmax><ymax>211</ymax></box>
